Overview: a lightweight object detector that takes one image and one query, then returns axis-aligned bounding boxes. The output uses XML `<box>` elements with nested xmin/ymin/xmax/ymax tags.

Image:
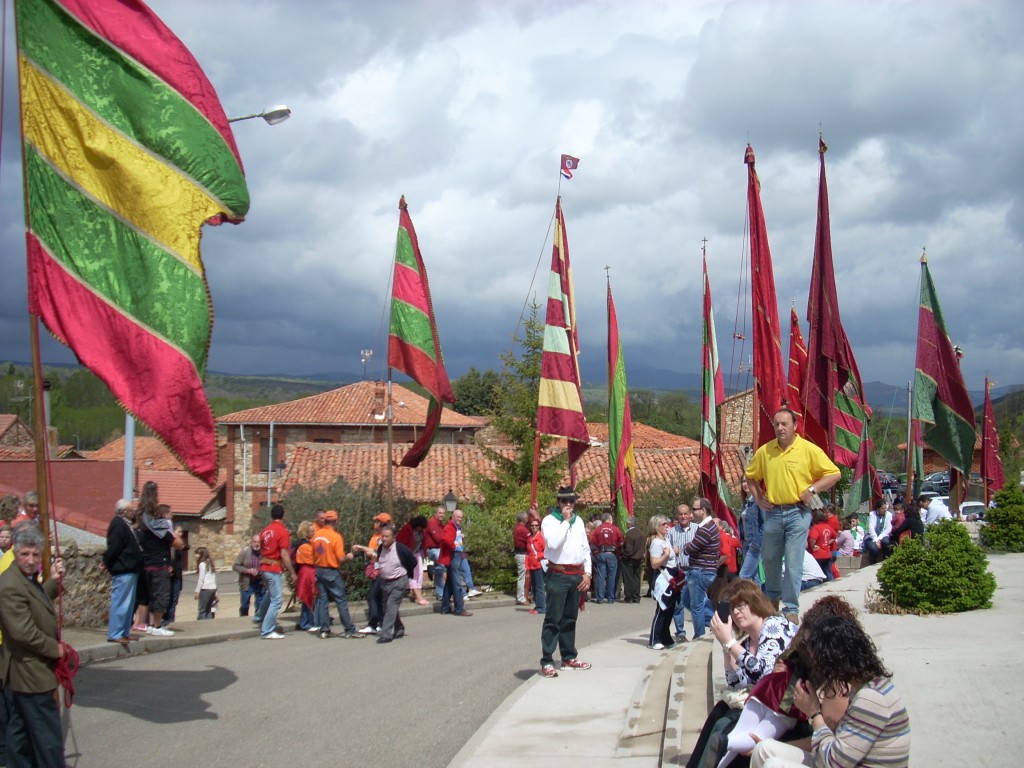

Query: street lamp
<box><xmin>443</xmin><ymin>489</ymin><xmax>458</xmax><ymax>514</ymax></box>
<box><xmin>360</xmin><ymin>349</ymin><xmax>374</xmax><ymax>380</ymax></box>
<box><xmin>228</xmin><ymin>105</ymin><xmax>292</xmax><ymax>125</ymax></box>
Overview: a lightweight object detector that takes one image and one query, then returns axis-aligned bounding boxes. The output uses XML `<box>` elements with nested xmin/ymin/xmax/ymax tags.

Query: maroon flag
<box><xmin>803</xmin><ymin>138</ymin><xmax>869</xmax><ymax>467</ymax></box>
<box><xmin>560</xmin><ymin>154</ymin><xmax>580</xmax><ymax>180</ymax></box>
<box><xmin>981</xmin><ymin>377</ymin><xmax>1005</xmax><ymax>500</ymax></box>
<box><xmin>745</xmin><ymin>144</ymin><xmax>788</xmax><ymax>447</ymax></box>
<box><xmin>787</xmin><ymin>306</ymin><xmax>808</xmax><ymax>427</ymax></box>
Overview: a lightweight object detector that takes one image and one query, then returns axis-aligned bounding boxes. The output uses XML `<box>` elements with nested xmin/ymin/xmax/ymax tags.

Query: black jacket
<box><xmin>377</xmin><ymin>541</ymin><xmax>417</xmax><ymax>579</ymax></box>
<box><xmin>103</xmin><ymin>515</ymin><xmax>142</xmax><ymax>575</ymax></box>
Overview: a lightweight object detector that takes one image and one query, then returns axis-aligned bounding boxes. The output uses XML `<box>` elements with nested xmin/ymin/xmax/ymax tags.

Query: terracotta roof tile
<box><xmin>86</xmin><ymin>435</ymin><xmax>185</xmax><ymax>470</ymax></box>
<box><xmin>279</xmin><ymin>441</ymin><xmax>748</xmax><ymax>507</ymax></box>
<box><xmin>587</xmin><ymin>422</ymin><xmax>700</xmax><ymax>451</ymax></box>
<box><xmin>216</xmin><ymin>381</ymin><xmax>485</xmax><ymax>429</ymax></box>
<box><xmin>136</xmin><ymin>467</ymin><xmax>225</xmax><ymax>516</ymax></box>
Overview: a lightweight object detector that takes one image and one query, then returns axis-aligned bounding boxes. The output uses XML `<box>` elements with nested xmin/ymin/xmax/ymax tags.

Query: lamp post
<box><xmin>360</xmin><ymin>349</ymin><xmax>374</xmax><ymax>380</ymax></box>
<box><xmin>227</xmin><ymin>105</ymin><xmax>292</xmax><ymax>125</ymax></box>
<box><xmin>443</xmin><ymin>489</ymin><xmax>458</xmax><ymax>514</ymax></box>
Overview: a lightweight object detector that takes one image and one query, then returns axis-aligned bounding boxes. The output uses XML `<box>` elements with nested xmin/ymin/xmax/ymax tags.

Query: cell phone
<box><xmin>717</xmin><ymin>600</ymin><xmax>731</xmax><ymax>622</ymax></box>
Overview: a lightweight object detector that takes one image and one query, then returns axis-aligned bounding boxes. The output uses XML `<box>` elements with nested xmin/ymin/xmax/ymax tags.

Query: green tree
<box><xmin>648</xmin><ymin>390</ymin><xmax>700</xmax><ymax>438</ymax></box>
<box><xmin>451</xmin><ymin>367</ymin><xmax>500</xmax><ymax>415</ymax></box>
<box><xmin>980</xmin><ymin>486</ymin><xmax>1024</xmax><ymax>551</ymax></box>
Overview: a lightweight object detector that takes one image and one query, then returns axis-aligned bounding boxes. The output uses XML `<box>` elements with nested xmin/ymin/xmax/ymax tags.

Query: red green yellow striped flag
<box><xmin>607</xmin><ymin>279</ymin><xmax>635</xmax><ymax>528</ymax></box>
<box><xmin>388</xmin><ymin>197</ymin><xmax>455</xmax><ymax>468</ymax></box>
<box><xmin>16</xmin><ymin>0</ymin><xmax>249</xmax><ymax>484</ymax></box>
<box><xmin>537</xmin><ymin>198</ymin><xmax>590</xmax><ymax>469</ymax></box>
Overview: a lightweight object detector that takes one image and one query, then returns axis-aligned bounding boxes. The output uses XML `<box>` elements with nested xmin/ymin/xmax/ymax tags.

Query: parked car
<box><xmin>960</xmin><ymin>501</ymin><xmax>987</xmax><ymax>520</ymax></box>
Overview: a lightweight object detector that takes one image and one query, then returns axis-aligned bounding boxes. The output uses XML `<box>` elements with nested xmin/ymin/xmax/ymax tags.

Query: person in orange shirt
<box><xmin>311</xmin><ymin>511</ymin><xmax>362</xmax><ymax>639</ymax></box>
<box><xmin>293</xmin><ymin>521</ymin><xmax>317</xmax><ymax>632</ymax></box>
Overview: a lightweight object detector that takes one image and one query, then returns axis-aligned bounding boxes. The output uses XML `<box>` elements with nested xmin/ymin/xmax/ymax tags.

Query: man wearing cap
<box><xmin>744</xmin><ymin>407</ymin><xmax>840</xmax><ymax>622</ymax></box>
<box><xmin>101</xmin><ymin>499</ymin><xmax>142</xmax><ymax>646</ymax></box>
<box><xmin>438</xmin><ymin>510</ymin><xmax>472</xmax><ymax>617</ymax></box>
<box><xmin>539</xmin><ymin>486</ymin><xmax>592</xmax><ymax>678</ymax></box>
<box><xmin>311</xmin><ymin>510</ymin><xmax>363</xmax><ymax>639</ymax></box>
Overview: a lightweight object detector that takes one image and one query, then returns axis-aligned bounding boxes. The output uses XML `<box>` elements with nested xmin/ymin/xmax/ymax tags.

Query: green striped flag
<box><xmin>607</xmin><ymin>279</ymin><xmax>635</xmax><ymax>529</ymax></box>
<box><xmin>388</xmin><ymin>197</ymin><xmax>455</xmax><ymax>468</ymax></box>
<box><xmin>912</xmin><ymin>257</ymin><xmax>976</xmax><ymax>473</ymax></box>
<box><xmin>17</xmin><ymin>0</ymin><xmax>249</xmax><ymax>483</ymax></box>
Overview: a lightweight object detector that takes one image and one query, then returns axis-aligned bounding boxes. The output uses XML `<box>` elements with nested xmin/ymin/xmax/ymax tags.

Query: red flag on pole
<box><xmin>745</xmin><ymin>144</ymin><xmax>788</xmax><ymax>448</ymax></box>
<box><xmin>981</xmin><ymin>377</ymin><xmax>1005</xmax><ymax>502</ymax></box>
<box><xmin>788</xmin><ymin>306</ymin><xmax>808</xmax><ymax>427</ymax></box>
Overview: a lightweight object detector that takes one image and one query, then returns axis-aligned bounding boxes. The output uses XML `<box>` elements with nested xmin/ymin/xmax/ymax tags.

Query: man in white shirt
<box><xmin>539</xmin><ymin>486</ymin><xmax>593</xmax><ymax>679</ymax></box>
<box><xmin>865</xmin><ymin>503</ymin><xmax>894</xmax><ymax>564</ymax></box>
<box><xmin>924</xmin><ymin>497</ymin><xmax>952</xmax><ymax>527</ymax></box>
<box><xmin>667</xmin><ymin>504</ymin><xmax>698</xmax><ymax>642</ymax></box>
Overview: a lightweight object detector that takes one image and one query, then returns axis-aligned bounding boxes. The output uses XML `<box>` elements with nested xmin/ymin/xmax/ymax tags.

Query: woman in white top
<box><xmin>193</xmin><ymin>547</ymin><xmax>218</xmax><ymax>620</ymax></box>
<box><xmin>648</xmin><ymin>515</ymin><xmax>682</xmax><ymax>650</ymax></box>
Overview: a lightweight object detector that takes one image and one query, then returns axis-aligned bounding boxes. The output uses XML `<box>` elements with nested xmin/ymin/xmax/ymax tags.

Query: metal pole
<box><xmin>123</xmin><ymin>414</ymin><xmax>135</xmax><ymax>500</ymax></box>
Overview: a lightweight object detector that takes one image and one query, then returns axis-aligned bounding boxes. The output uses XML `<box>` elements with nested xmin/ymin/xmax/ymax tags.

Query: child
<box><xmin>194</xmin><ymin>547</ymin><xmax>218</xmax><ymax>619</ymax></box>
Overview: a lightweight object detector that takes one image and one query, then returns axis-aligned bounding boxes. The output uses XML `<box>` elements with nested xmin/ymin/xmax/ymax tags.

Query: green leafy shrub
<box><xmin>876</xmin><ymin>521</ymin><xmax>996</xmax><ymax>613</ymax></box>
<box><xmin>979</xmin><ymin>486</ymin><xmax>1024</xmax><ymax>552</ymax></box>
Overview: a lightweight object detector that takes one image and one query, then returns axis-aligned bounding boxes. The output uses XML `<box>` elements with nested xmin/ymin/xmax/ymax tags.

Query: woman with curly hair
<box><xmin>717</xmin><ymin>596</ymin><xmax>859</xmax><ymax>768</ymax></box>
<box><xmin>751</xmin><ymin>614</ymin><xmax>910</xmax><ymax>768</ymax></box>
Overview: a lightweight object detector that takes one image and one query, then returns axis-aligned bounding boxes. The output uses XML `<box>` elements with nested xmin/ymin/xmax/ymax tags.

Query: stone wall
<box><xmin>55</xmin><ymin>542</ymin><xmax>109</xmax><ymax>629</ymax></box>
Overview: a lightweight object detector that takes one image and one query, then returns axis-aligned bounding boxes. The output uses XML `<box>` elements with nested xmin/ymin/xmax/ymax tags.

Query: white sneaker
<box><xmin>262</xmin><ymin>631</ymin><xmax>286</xmax><ymax>640</ymax></box>
<box><xmin>650</xmin><ymin>643</ymin><xmax>665</xmax><ymax>650</ymax></box>
<box><xmin>147</xmin><ymin>626</ymin><xmax>174</xmax><ymax>637</ymax></box>
<box><xmin>466</xmin><ymin>589</ymin><xmax>482</xmax><ymax>598</ymax></box>
<box><xmin>358</xmin><ymin>626</ymin><xmax>377</xmax><ymax>634</ymax></box>
<box><xmin>307</xmin><ymin>626</ymin><xmax>320</xmax><ymax>633</ymax></box>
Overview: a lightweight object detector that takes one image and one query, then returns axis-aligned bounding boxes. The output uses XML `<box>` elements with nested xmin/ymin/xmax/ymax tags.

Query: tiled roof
<box><xmin>0</xmin><ymin>414</ymin><xmax>21</xmax><ymax>437</ymax></box>
<box><xmin>0</xmin><ymin>460</ymin><xmax>127</xmax><ymax>538</ymax></box>
<box><xmin>279</xmin><ymin>441</ymin><xmax>747</xmax><ymax>507</ymax></box>
<box><xmin>216</xmin><ymin>380</ymin><xmax>486</xmax><ymax>429</ymax></box>
<box><xmin>0</xmin><ymin>445</ymin><xmax>33</xmax><ymax>459</ymax></box>
<box><xmin>136</xmin><ymin>467</ymin><xmax>225</xmax><ymax>517</ymax></box>
<box><xmin>587</xmin><ymin>422</ymin><xmax>700</xmax><ymax>451</ymax></box>
<box><xmin>86</xmin><ymin>435</ymin><xmax>184</xmax><ymax>470</ymax></box>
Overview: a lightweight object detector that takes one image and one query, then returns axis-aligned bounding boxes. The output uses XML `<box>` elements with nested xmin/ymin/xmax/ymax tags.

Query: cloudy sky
<box><xmin>2</xmin><ymin>0</ymin><xmax>1022</xmax><ymax>403</ymax></box>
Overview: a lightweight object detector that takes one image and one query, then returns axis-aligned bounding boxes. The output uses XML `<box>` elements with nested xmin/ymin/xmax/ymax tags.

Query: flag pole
<box><xmin>387</xmin><ymin>369</ymin><xmax>394</xmax><ymax>517</ymax></box>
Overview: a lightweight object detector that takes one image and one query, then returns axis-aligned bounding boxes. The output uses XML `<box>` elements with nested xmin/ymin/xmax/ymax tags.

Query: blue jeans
<box><xmin>594</xmin><ymin>552</ymin><xmax>618</xmax><ymax>602</ymax></box>
<box><xmin>529</xmin><ymin>567</ymin><xmax>546</xmax><ymax>611</ymax></box>
<box><xmin>441</xmin><ymin>553</ymin><xmax>465</xmax><ymax>614</ymax></box>
<box><xmin>107</xmin><ymin>572</ymin><xmax>138</xmax><ymax>640</ymax></box>
<box><xmin>239</xmin><ymin>580</ymin><xmax>265</xmax><ymax>616</ymax></box>
<box><xmin>761</xmin><ymin>506</ymin><xmax>812</xmax><ymax>614</ymax></box>
<box><xmin>315</xmin><ymin>567</ymin><xmax>356</xmax><ymax>634</ymax></box>
<box><xmin>739</xmin><ymin>542</ymin><xmax>762</xmax><ymax>581</ymax></box>
<box><xmin>458</xmin><ymin>555</ymin><xmax>476</xmax><ymax>591</ymax></box>
<box><xmin>427</xmin><ymin>547</ymin><xmax>444</xmax><ymax>599</ymax></box>
<box><xmin>259</xmin><ymin>572</ymin><xmax>284</xmax><ymax>636</ymax></box>
<box><xmin>686</xmin><ymin>568</ymin><xmax>716</xmax><ymax>638</ymax></box>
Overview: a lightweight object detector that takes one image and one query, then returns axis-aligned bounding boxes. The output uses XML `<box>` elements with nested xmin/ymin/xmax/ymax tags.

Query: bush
<box><xmin>876</xmin><ymin>521</ymin><xmax>996</xmax><ymax>613</ymax></box>
<box><xmin>980</xmin><ymin>486</ymin><xmax>1024</xmax><ymax>552</ymax></box>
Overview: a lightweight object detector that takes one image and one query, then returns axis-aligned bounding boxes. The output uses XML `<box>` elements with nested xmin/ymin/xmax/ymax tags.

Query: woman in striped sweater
<box><xmin>751</xmin><ymin>614</ymin><xmax>910</xmax><ymax>768</ymax></box>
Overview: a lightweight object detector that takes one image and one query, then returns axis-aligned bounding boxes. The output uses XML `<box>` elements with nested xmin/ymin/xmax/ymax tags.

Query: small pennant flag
<box><xmin>560</xmin><ymin>154</ymin><xmax>580</xmax><ymax>180</ymax></box>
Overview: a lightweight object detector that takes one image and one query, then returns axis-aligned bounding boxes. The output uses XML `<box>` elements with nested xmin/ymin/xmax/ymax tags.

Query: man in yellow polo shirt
<box><xmin>744</xmin><ymin>408</ymin><xmax>840</xmax><ymax>622</ymax></box>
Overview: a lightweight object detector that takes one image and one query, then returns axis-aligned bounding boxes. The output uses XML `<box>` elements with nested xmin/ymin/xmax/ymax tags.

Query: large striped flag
<box><xmin>744</xmin><ymin>145</ymin><xmax>788</xmax><ymax>448</ymax></box>
<box><xmin>388</xmin><ymin>197</ymin><xmax>455</xmax><ymax>468</ymax></box>
<box><xmin>848</xmin><ymin>419</ymin><xmax>882</xmax><ymax>510</ymax></box>
<box><xmin>17</xmin><ymin>0</ymin><xmax>249</xmax><ymax>484</ymax></box>
<box><xmin>980</xmin><ymin>377</ymin><xmax>1004</xmax><ymax>500</ymax></box>
<box><xmin>607</xmin><ymin>279</ymin><xmax>635</xmax><ymax>529</ymax></box>
<box><xmin>912</xmin><ymin>256</ymin><xmax>976</xmax><ymax>474</ymax></box>
<box><xmin>803</xmin><ymin>138</ymin><xmax>870</xmax><ymax>468</ymax></box>
<box><xmin>537</xmin><ymin>198</ymin><xmax>590</xmax><ymax>469</ymax></box>
<box><xmin>787</xmin><ymin>306</ymin><xmax>808</xmax><ymax>426</ymax></box>
<box><xmin>699</xmin><ymin>257</ymin><xmax>737</xmax><ymax>532</ymax></box>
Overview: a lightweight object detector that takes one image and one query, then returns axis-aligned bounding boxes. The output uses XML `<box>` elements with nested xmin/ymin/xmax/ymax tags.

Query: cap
<box><xmin>323</xmin><ymin>510</ymin><xmax>339</xmax><ymax>523</ymax></box>
<box><xmin>373</xmin><ymin>513</ymin><xmax>392</xmax><ymax>523</ymax></box>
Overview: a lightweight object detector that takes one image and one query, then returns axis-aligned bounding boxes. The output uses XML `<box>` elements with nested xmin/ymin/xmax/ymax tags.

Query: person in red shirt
<box><xmin>717</xmin><ymin>519</ymin><xmax>741</xmax><ymax>575</ymax></box>
<box><xmin>424</xmin><ymin>506</ymin><xmax>447</xmax><ymax>601</ymax></box>
<box><xmin>525</xmin><ymin>517</ymin><xmax>546</xmax><ymax>614</ymax></box>
<box><xmin>806</xmin><ymin>508</ymin><xmax>835</xmax><ymax>582</ymax></box>
<box><xmin>256</xmin><ymin>504</ymin><xmax>296</xmax><ymax>639</ymax></box>
<box><xmin>589</xmin><ymin>513</ymin><xmax>625</xmax><ymax>604</ymax></box>
<box><xmin>514</xmin><ymin>510</ymin><xmax>532</xmax><ymax>605</ymax></box>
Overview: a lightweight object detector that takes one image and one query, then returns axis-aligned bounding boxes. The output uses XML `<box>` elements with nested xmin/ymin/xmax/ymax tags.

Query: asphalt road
<box><xmin>65</xmin><ymin>599</ymin><xmax>656</xmax><ymax>768</ymax></box>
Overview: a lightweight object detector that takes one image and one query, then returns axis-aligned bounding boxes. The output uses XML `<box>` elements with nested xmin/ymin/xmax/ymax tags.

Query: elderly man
<box><xmin>667</xmin><ymin>504</ymin><xmax>698</xmax><ymax>642</ymax></box>
<box><xmin>374</xmin><ymin>524</ymin><xmax>417</xmax><ymax>644</ymax></box>
<box><xmin>539</xmin><ymin>486</ymin><xmax>593</xmax><ymax>678</ymax></box>
<box><xmin>232</xmin><ymin>534</ymin><xmax>265</xmax><ymax>616</ymax></box>
<box><xmin>0</xmin><ymin>526</ymin><xmax>69</xmax><ymax>768</ymax></box>
<box><xmin>438</xmin><ymin>510</ymin><xmax>473</xmax><ymax>617</ymax></box>
<box><xmin>744</xmin><ymin>407</ymin><xmax>841</xmax><ymax>622</ymax></box>
<box><xmin>513</xmin><ymin>511</ymin><xmax>531</xmax><ymax>605</ymax></box>
<box><xmin>101</xmin><ymin>499</ymin><xmax>142</xmax><ymax>646</ymax></box>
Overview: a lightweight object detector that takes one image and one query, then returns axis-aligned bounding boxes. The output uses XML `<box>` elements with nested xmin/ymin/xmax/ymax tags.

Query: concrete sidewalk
<box><xmin>449</xmin><ymin>553</ymin><xmax>1024</xmax><ymax>768</ymax></box>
